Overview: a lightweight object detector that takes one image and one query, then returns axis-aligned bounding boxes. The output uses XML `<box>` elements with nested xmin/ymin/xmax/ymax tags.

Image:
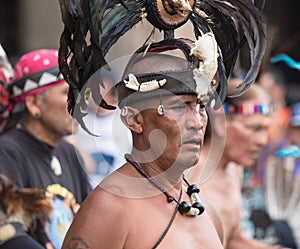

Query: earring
<box><xmin>34</xmin><ymin>112</ymin><xmax>41</xmax><ymax>118</ymax></box>
<box><xmin>157</xmin><ymin>105</ymin><xmax>164</xmax><ymax>115</ymax></box>
<box><xmin>121</xmin><ymin>107</ymin><xmax>128</xmax><ymax>116</ymax></box>
<box><xmin>210</xmin><ymin>98</ymin><xmax>216</xmax><ymax>108</ymax></box>
<box><xmin>157</xmin><ymin>95</ymin><xmax>164</xmax><ymax>115</ymax></box>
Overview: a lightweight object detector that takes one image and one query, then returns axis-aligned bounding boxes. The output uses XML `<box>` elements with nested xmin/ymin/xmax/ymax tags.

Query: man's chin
<box><xmin>241</xmin><ymin>159</ymin><xmax>257</xmax><ymax>168</ymax></box>
<box><xmin>62</xmin><ymin>129</ymin><xmax>74</xmax><ymax>137</ymax></box>
<box><xmin>177</xmin><ymin>153</ymin><xmax>200</xmax><ymax>168</ymax></box>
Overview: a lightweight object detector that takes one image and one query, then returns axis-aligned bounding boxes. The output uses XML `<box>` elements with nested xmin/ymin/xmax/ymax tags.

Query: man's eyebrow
<box><xmin>165</xmin><ymin>98</ymin><xmax>189</xmax><ymax>106</ymax></box>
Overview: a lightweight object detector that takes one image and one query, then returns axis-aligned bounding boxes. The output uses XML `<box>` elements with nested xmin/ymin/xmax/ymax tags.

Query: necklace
<box><xmin>125</xmin><ymin>154</ymin><xmax>205</xmax><ymax>216</ymax></box>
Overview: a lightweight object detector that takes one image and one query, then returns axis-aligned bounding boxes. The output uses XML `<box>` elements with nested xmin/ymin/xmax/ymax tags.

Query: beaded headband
<box><xmin>223</xmin><ymin>103</ymin><xmax>271</xmax><ymax>115</ymax></box>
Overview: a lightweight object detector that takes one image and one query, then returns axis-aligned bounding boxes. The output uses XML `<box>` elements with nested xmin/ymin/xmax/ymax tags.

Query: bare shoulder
<box><xmin>61</xmin><ymin>183</ymin><xmax>130</xmax><ymax>249</ymax></box>
<box><xmin>201</xmin><ymin>194</ymin><xmax>224</xmax><ymax>245</ymax></box>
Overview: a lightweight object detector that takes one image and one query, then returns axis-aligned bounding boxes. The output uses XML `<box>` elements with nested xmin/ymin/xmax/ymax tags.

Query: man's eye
<box><xmin>247</xmin><ymin>125</ymin><xmax>264</xmax><ymax>132</ymax></box>
<box><xmin>170</xmin><ymin>105</ymin><xmax>187</xmax><ymax>110</ymax></box>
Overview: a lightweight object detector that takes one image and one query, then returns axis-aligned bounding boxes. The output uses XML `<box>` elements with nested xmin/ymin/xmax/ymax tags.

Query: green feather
<box><xmin>101</xmin><ymin>1</ymin><xmax>138</xmax><ymax>35</ymax></box>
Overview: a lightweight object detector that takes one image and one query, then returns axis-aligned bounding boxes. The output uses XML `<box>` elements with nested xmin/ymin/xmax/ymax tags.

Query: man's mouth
<box><xmin>182</xmin><ymin>137</ymin><xmax>202</xmax><ymax>147</ymax></box>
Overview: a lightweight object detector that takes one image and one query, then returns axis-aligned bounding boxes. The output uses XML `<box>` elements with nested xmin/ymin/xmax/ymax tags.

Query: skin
<box><xmin>224</xmin><ymin>113</ymin><xmax>271</xmax><ymax>168</ymax></box>
<box><xmin>187</xmin><ymin>84</ymin><xmax>286</xmax><ymax>249</ymax></box>
<box><xmin>258</xmin><ymin>72</ymin><xmax>288</xmax><ymax>145</ymax></box>
<box><xmin>24</xmin><ymin>82</ymin><xmax>76</xmax><ymax>146</ymax></box>
<box><xmin>61</xmin><ymin>94</ymin><xmax>224</xmax><ymax>249</ymax></box>
<box><xmin>129</xmin><ymin>95</ymin><xmax>207</xmax><ymax>179</ymax></box>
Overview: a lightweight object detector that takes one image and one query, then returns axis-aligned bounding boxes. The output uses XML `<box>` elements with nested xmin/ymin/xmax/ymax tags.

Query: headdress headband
<box><xmin>117</xmin><ymin>37</ymin><xmax>223</xmax><ymax>108</ymax></box>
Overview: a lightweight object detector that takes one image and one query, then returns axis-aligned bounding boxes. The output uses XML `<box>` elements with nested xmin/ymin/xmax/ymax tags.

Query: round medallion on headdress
<box><xmin>143</xmin><ymin>0</ymin><xmax>195</xmax><ymax>30</ymax></box>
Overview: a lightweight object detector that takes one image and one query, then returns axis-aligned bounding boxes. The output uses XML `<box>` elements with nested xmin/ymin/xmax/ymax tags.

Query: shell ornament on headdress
<box><xmin>58</xmin><ymin>0</ymin><xmax>267</xmax><ymax>130</ymax></box>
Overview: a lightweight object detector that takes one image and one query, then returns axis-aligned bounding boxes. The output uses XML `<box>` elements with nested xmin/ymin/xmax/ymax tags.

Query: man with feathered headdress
<box><xmin>57</xmin><ymin>0</ymin><xmax>267</xmax><ymax>248</ymax></box>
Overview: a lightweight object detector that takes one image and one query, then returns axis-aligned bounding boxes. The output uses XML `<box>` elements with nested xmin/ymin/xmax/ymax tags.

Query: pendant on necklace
<box><xmin>51</xmin><ymin>156</ymin><xmax>62</xmax><ymax>176</ymax></box>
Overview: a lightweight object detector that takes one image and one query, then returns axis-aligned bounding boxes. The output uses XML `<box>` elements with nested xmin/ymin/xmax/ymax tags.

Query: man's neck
<box><xmin>127</xmin><ymin>153</ymin><xmax>183</xmax><ymax>191</ymax></box>
<box><xmin>186</xmin><ymin>139</ymin><xmax>229</xmax><ymax>184</ymax></box>
<box><xmin>23</xmin><ymin>122</ymin><xmax>61</xmax><ymax>147</ymax></box>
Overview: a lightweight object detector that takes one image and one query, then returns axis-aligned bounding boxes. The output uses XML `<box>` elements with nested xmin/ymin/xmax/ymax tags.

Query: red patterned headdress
<box><xmin>0</xmin><ymin>49</ymin><xmax>66</xmax><ymax>132</ymax></box>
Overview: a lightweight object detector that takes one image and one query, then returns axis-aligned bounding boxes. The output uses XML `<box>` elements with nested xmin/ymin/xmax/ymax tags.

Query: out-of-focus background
<box><xmin>1</xmin><ymin>0</ymin><xmax>300</xmax><ymax>67</ymax></box>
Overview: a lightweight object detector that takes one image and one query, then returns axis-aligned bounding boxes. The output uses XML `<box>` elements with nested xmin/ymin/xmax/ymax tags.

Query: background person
<box><xmin>0</xmin><ymin>49</ymin><xmax>92</xmax><ymax>249</ymax></box>
<box><xmin>187</xmin><ymin>84</ymin><xmax>289</xmax><ymax>249</ymax></box>
<box><xmin>242</xmin><ymin>55</ymin><xmax>300</xmax><ymax>249</ymax></box>
<box><xmin>259</xmin><ymin>102</ymin><xmax>300</xmax><ymax>249</ymax></box>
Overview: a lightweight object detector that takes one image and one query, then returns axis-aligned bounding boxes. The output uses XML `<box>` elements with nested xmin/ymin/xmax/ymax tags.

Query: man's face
<box><xmin>39</xmin><ymin>82</ymin><xmax>75</xmax><ymax>137</ymax></box>
<box><xmin>139</xmin><ymin>94</ymin><xmax>208</xmax><ymax>170</ymax></box>
<box><xmin>225</xmin><ymin>112</ymin><xmax>271</xmax><ymax>167</ymax></box>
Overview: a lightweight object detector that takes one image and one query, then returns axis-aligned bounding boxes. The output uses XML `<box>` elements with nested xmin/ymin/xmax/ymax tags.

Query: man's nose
<box><xmin>186</xmin><ymin>110</ymin><xmax>206</xmax><ymax>130</ymax></box>
<box><xmin>256</xmin><ymin>130</ymin><xmax>269</xmax><ymax>147</ymax></box>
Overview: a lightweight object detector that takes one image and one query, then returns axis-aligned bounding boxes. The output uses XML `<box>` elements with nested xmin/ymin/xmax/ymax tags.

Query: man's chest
<box><xmin>125</xmin><ymin>206</ymin><xmax>223</xmax><ymax>249</ymax></box>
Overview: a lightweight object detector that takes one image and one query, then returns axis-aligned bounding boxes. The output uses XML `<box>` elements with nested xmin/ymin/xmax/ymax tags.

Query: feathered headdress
<box><xmin>58</xmin><ymin>0</ymin><xmax>266</xmax><ymax>129</ymax></box>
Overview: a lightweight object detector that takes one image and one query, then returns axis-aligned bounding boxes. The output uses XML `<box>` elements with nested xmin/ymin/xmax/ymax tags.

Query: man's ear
<box><xmin>121</xmin><ymin>106</ymin><xmax>143</xmax><ymax>134</ymax></box>
<box><xmin>24</xmin><ymin>96</ymin><xmax>43</xmax><ymax>118</ymax></box>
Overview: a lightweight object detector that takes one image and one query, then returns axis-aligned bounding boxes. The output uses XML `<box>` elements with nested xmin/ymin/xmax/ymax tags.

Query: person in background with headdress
<box><xmin>258</xmin><ymin>56</ymin><xmax>293</xmax><ymax>145</ymax></box>
<box><xmin>262</xmin><ymin>101</ymin><xmax>300</xmax><ymax>249</ymax></box>
<box><xmin>239</xmin><ymin>54</ymin><xmax>300</xmax><ymax>249</ymax></box>
<box><xmin>238</xmin><ymin>60</ymin><xmax>290</xmax><ymax>247</ymax></box>
<box><xmin>187</xmin><ymin>82</ymin><xmax>291</xmax><ymax>249</ymax></box>
<box><xmin>0</xmin><ymin>49</ymin><xmax>92</xmax><ymax>249</ymax></box>
<box><xmin>256</xmin><ymin>55</ymin><xmax>300</xmax><ymax>248</ymax></box>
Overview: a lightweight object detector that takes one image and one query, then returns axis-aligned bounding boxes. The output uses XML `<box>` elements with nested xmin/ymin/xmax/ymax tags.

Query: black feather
<box><xmin>58</xmin><ymin>0</ymin><xmax>143</xmax><ymax>131</ymax></box>
<box><xmin>203</xmin><ymin>0</ymin><xmax>266</xmax><ymax>96</ymax></box>
<box><xmin>215</xmin><ymin>57</ymin><xmax>227</xmax><ymax>109</ymax></box>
